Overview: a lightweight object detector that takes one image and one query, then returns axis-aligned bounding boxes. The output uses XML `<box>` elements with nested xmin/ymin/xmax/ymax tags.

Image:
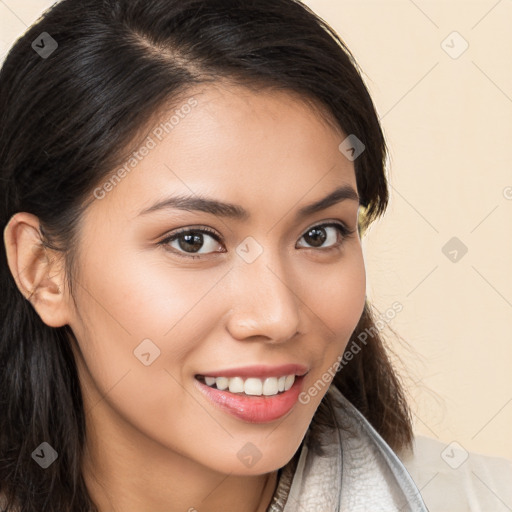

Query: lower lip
<box><xmin>194</xmin><ymin>376</ymin><xmax>305</xmax><ymax>423</ymax></box>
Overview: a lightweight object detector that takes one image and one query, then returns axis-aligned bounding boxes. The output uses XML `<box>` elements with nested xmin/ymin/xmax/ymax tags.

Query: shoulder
<box><xmin>397</xmin><ymin>435</ymin><xmax>512</xmax><ymax>512</ymax></box>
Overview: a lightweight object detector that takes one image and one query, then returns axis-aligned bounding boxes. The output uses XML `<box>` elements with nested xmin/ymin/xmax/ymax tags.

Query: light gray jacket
<box><xmin>268</xmin><ymin>385</ymin><xmax>429</xmax><ymax>511</ymax></box>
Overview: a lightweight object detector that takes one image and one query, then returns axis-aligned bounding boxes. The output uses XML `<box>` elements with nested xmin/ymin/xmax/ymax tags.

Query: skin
<box><xmin>4</xmin><ymin>81</ymin><xmax>366</xmax><ymax>512</ymax></box>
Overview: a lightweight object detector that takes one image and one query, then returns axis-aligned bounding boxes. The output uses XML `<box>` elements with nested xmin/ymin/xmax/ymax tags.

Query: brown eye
<box><xmin>175</xmin><ymin>232</ymin><xmax>206</xmax><ymax>253</ymax></box>
<box><xmin>296</xmin><ymin>222</ymin><xmax>353</xmax><ymax>250</ymax></box>
<box><xmin>303</xmin><ymin>226</ymin><xmax>328</xmax><ymax>247</ymax></box>
<box><xmin>159</xmin><ymin>227</ymin><xmax>224</xmax><ymax>259</ymax></box>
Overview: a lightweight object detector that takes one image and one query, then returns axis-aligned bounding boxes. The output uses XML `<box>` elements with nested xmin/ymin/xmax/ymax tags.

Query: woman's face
<box><xmin>68</xmin><ymin>82</ymin><xmax>366</xmax><ymax>476</ymax></box>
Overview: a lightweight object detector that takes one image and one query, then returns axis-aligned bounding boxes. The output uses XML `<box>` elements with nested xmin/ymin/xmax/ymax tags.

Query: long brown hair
<box><xmin>0</xmin><ymin>0</ymin><xmax>411</xmax><ymax>509</ymax></box>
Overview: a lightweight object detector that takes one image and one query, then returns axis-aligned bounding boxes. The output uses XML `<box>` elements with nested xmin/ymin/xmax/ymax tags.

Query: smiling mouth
<box><xmin>195</xmin><ymin>374</ymin><xmax>297</xmax><ymax>397</ymax></box>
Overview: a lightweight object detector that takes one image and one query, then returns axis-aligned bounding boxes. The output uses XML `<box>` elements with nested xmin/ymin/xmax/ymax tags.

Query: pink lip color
<box><xmin>194</xmin><ymin>375</ymin><xmax>306</xmax><ymax>423</ymax></box>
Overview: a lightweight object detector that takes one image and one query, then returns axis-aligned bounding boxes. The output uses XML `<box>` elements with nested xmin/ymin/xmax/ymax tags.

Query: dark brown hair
<box><xmin>0</xmin><ymin>0</ymin><xmax>412</xmax><ymax>509</ymax></box>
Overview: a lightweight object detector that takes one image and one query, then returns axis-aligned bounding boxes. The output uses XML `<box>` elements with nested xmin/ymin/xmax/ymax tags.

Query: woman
<box><xmin>0</xmin><ymin>0</ymin><xmax>429</xmax><ymax>510</ymax></box>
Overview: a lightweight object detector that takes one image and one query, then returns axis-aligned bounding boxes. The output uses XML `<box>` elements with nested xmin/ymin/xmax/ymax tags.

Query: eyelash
<box><xmin>157</xmin><ymin>222</ymin><xmax>356</xmax><ymax>260</ymax></box>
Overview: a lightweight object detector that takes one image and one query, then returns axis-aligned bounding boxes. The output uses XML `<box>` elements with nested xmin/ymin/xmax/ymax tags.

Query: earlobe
<box><xmin>3</xmin><ymin>212</ymin><xmax>71</xmax><ymax>328</ymax></box>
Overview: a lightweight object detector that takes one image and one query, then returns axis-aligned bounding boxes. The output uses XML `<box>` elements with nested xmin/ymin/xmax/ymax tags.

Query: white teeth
<box><xmin>228</xmin><ymin>377</ymin><xmax>244</xmax><ymax>393</ymax></box>
<box><xmin>244</xmin><ymin>378</ymin><xmax>263</xmax><ymax>395</ymax></box>
<box><xmin>284</xmin><ymin>374</ymin><xmax>295</xmax><ymax>391</ymax></box>
<box><xmin>202</xmin><ymin>374</ymin><xmax>296</xmax><ymax>396</ymax></box>
<box><xmin>215</xmin><ymin>377</ymin><xmax>229</xmax><ymax>390</ymax></box>
<box><xmin>263</xmin><ymin>377</ymin><xmax>278</xmax><ymax>396</ymax></box>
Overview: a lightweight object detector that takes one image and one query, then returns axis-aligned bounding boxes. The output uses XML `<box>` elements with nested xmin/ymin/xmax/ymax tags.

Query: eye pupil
<box><xmin>304</xmin><ymin>227</ymin><xmax>326</xmax><ymax>248</ymax></box>
<box><xmin>179</xmin><ymin>232</ymin><xmax>203</xmax><ymax>252</ymax></box>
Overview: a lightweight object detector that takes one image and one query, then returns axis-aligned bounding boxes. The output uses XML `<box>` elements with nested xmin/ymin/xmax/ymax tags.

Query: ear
<box><xmin>3</xmin><ymin>212</ymin><xmax>72</xmax><ymax>327</ymax></box>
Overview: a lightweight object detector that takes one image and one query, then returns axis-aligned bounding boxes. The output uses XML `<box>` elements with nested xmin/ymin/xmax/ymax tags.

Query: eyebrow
<box><xmin>137</xmin><ymin>184</ymin><xmax>360</xmax><ymax>220</ymax></box>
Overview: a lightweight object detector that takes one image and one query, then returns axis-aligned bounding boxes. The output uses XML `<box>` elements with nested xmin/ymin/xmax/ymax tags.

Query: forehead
<box><xmin>88</xmin><ymin>82</ymin><xmax>357</xmax><ymax>223</ymax></box>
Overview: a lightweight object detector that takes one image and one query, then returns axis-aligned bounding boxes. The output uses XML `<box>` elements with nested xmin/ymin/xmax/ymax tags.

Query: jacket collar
<box><xmin>267</xmin><ymin>385</ymin><xmax>428</xmax><ymax>511</ymax></box>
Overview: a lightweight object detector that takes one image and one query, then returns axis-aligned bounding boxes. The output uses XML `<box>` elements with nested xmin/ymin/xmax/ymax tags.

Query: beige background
<box><xmin>1</xmin><ymin>0</ymin><xmax>511</xmax><ymax>461</ymax></box>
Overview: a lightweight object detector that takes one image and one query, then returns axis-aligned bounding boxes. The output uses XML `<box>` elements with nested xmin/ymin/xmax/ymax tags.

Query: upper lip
<box><xmin>196</xmin><ymin>364</ymin><xmax>309</xmax><ymax>379</ymax></box>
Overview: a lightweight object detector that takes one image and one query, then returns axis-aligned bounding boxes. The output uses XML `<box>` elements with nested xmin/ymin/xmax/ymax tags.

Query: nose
<box><xmin>225</xmin><ymin>248</ymin><xmax>302</xmax><ymax>344</ymax></box>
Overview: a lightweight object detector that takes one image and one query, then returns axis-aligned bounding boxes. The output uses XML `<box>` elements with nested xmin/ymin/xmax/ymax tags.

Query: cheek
<box><xmin>68</xmin><ymin>244</ymin><xmax>227</xmax><ymax>409</ymax></box>
<box><xmin>70</xmin><ymin>244</ymin><xmax>235</xmax><ymax>388</ymax></box>
<box><xmin>69</xmin><ymin>255</ymin><xmax>237</xmax><ymax>464</ymax></box>
<box><xmin>74</xmin><ymin>246</ymin><xmax>228</xmax><ymax>359</ymax></box>
<box><xmin>304</xmin><ymin>245</ymin><xmax>366</xmax><ymax>342</ymax></box>
<box><xmin>295</xmin><ymin>247</ymin><xmax>366</xmax><ymax>403</ymax></box>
